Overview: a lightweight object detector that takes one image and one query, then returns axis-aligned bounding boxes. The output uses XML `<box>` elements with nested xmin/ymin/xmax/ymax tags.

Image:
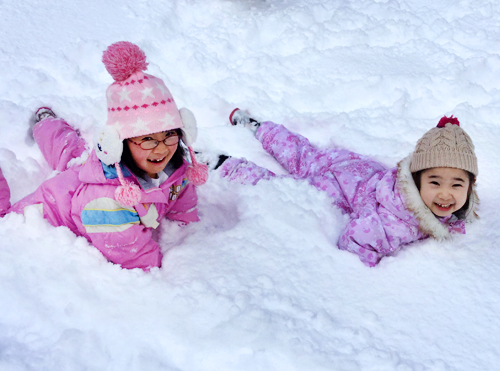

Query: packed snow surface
<box><xmin>1</xmin><ymin>0</ymin><xmax>499</xmax><ymax>370</ymax></box>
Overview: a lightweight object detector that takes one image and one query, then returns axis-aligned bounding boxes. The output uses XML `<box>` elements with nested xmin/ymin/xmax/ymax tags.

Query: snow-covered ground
<box><xmin>1</xmin><ymin>0</ymin><xmax>500</xmax><ymax>370</ymax></box>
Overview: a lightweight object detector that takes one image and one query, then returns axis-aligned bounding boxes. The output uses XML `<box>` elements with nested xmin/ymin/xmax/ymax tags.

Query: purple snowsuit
<box><xmin>0</xmin><ymin>118</ymin><xmax>198</xmax><ymax>270</ymax></box>
<box><xmin>220</xmin><ymin>121</ymin><xmax>477</xmax><ymax>267</ymax></box>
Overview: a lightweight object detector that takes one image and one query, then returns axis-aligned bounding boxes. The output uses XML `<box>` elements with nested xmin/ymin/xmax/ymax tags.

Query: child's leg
<box><xmin>218</xmin><ymin>157</ymin><xmax>276</xmax><ymax>185</ymax></box>
<box><xmin>255</xmin><ymin>121</ymin><xmax>386</xmax><ymax>212</ymax></box>
<box><xmin>231</xmin><ymin>110</ymin><xmax>326</xmax><ymax>178</ymax></box>
<box><xmin>0</xmin><ymin>168</ymin><xmax>11</xmax><ymax>217</ymax></box>
<box><xmin>33</xmin><ymin>117</ymin><xmax>86</xmax><ymax>172</ymax></box>
<box><xmin>256</xmin><ymin>122</ymin><xmax>318</xmax><ymax>177</ymax></box>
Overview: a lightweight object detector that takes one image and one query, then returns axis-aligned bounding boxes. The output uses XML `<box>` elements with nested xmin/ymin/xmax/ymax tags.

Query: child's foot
<box><xmin>229</xmin><ymin>108</ymin><xmax>260</xmax><ymax>132</ymax></box>
<box><xmin>195</xmin><ymin>151</ymin><xmax>230</xmax><ymax>170</ymax></box>
<box><xmin>28</xmin><ymin>107</ymin><xmax>57</xmax><ymax>139</ymax></box>
<box><xmin>34</xmin><ymin>107</ymin><xmax>57</xmax><ymax>123</ymax></box>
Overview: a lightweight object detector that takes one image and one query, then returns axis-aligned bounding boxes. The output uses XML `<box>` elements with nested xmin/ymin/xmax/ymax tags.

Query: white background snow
<box><xmin>1</xmin><ymin>0</ymin><xmax>499</xmax><ymax>370</ymax></box>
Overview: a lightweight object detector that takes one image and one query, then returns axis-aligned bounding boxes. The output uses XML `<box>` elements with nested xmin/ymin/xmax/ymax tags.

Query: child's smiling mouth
<box><xmin>148</xmin><ymin>157</ymin><xmax>165</xmax><ymax>163</ymax></box>
<box><xmin>435</xmin><ymin>203</ymin><xmax>452</xmax><ymax>211</ymax></box>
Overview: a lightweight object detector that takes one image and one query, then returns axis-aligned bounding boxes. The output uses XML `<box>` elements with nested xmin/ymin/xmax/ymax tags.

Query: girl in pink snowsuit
<box><xmin>0</xmin><ymin>42</ymin><xmax>207</xmax><ymax>270</ymax></box>
<box><xmin>220</xmin><ymin>110</ymin><xmax>478</xmax><ymax>267</ymax></box>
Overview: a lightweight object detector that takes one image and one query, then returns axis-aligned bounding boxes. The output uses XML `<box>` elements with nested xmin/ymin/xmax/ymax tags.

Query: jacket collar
<box><xmin>79</xmin><ymin>150</ymin><xmax>189</xmax><ymax>192</ymax></box>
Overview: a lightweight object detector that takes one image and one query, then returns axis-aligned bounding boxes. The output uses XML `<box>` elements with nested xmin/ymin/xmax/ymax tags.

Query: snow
<box><xmin>1</xmin><ymin>0</ymin><xmax>500</xmax><ymax>370</ymax></box>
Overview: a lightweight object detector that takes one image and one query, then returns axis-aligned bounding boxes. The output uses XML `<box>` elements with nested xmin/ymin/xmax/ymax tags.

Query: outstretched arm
<box><xmin>338</xmin><ymin>204</ymin><xmax>421</xmax><ymax>267</ymax></box>
<box><xmin>0</xmin><ymin>168</ymin><xmax>11</xmax><ymax>217</ymax></box>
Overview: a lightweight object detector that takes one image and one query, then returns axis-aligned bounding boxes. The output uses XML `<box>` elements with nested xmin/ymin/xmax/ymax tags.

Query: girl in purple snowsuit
<box><xmin>0</xmin><ymin>42</ymin><xmax>207</xmax><ymax>270</ymax></box>
<box><xmin>218</xmin><ymin>109</ymin><xmax>478</xmax><ymax>267</ymax></box>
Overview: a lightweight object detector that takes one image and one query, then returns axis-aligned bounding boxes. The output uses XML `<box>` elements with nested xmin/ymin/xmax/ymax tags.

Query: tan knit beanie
<box><xmin>410</xmin><ymin>116</ymin><xmax>478</xmax><ymax>176</ymax></box>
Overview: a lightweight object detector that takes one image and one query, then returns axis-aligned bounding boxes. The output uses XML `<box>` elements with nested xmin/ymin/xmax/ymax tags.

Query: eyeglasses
<box><xmin>128</xmin><ymin>132</ymin><xmax>180</xmax><ymax>150</ymax></box>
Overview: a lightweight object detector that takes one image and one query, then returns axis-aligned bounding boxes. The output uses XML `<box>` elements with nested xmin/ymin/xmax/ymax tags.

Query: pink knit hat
<box><xmin>94</xmin><ymin>42</ymin><xmax>208</xmax><ymax>207</ymax></box>
<box><xmin>103</xmin><ymin>42</ymin><xmax>183</xmax><ymax>139</ymax></box>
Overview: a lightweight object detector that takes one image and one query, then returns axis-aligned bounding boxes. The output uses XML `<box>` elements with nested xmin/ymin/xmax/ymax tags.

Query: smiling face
<box><xmin>418</xmin><ymin>167</ymin><xmax>470</xmax><ymax>217</ymax></box>
<box><xmin>127</xmin><ymin>130</ymin><xmax>179</xmax><ymax>179</ymax></box>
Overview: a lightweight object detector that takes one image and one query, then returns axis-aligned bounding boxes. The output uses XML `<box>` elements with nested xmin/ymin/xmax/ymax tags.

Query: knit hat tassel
<box><xmin>186</xmin><ymin>147</ymin><xmax>208</xmax><ymax>186</ymax></box>
<box><xmin>114</xmin><ymin>162</ymin><xmax>142</xmax><ymax>207</ymax></box>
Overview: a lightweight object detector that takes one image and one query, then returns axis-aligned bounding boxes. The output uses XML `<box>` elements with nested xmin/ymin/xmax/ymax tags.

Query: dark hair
<box><xmin>412</xmin><ymin>169</ymin><xmax>476</xmax><ymax>219</ymax></box>
<box><xmin>120</xmin><ymin>129</ymin><xmax>185</xmax><ymax>179</ymax></box>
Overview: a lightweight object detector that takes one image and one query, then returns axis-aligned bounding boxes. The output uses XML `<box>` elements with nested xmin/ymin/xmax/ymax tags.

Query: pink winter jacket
<box><xmin>2</xmin><ymin>151</ymin><xmax>198</xmax><ymax>270</ymax></box>
<box><xmin>219</xmin><ymin>121</ymin><xmax>478</xmax><ymax>267</ymax></box>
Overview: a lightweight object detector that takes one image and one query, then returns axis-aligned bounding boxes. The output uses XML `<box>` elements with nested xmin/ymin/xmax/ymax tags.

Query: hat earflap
<box><xmin>94</xmin><ymin>126</ymin><xmax>141</xmax><ymax>207</ymax></box>
<box><xmin>179</xmin><ymin>108</ymin><xmax>208</xmax><ymax>186</ymax></box>
<box><xmin>179</xmin><ymin>107</ymin><xmax>197</xmax><ymax>147</ymax></box>
<box><xmin>94</xmin><ymin>125</ymin><xmax>123</xmax><ymax>166</ymax></box>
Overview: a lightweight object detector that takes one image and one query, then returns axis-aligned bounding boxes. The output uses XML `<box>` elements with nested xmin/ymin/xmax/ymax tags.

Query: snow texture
<box><xmin>1</xmin><ymin>0</ymin><xmax>499</xmax><ymax>370</ymax></box>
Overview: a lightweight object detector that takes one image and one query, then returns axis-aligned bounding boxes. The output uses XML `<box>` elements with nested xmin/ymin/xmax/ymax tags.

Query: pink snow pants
<box><xmin>33</xmin><ymin>117</ymin><xmax>86</xmax><ymax>172</ymax></box>
<box><xmin>219</xmin><ymin>121</ymin><xmax>386</xmax><ymax>214</ymax></box>
<box><xmin>0</xmin><ymin>118</ymin><xmax>86</xmax><ymax>216</ymax></box>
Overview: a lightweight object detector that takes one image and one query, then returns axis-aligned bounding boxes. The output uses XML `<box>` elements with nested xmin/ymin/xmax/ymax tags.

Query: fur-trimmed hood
<box><xmin>396</xmin><ymin>155</ymin><xmax>479</xmax><ymax>240</ymax></box>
